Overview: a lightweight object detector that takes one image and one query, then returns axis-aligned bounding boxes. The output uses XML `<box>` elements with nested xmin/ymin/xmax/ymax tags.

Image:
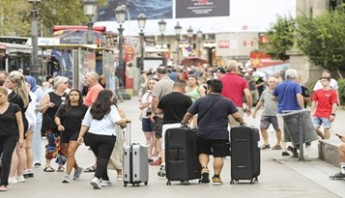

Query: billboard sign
<box><xmin>95</xmin><ymin>0</ymin><xmax>296</xmax><ymax>35</ymax></box>
<box><xmin>176</xmin><ymin>0</ymin><xmax>230</xmax><ymax>18</ymax></box>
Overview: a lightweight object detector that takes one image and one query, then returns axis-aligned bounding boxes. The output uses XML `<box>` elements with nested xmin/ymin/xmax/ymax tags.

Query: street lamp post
<box><xmin>28</xmin><ymin>0</ymin><xmax>41</xmax><ymax>79</ymax></box>
<box><xmin>197</xmin><ymin>30</ymin><xmax>203</xmax><ymax>57</ymax></box>
<box><xmin>82</xmin><ymin>0</ymin><xmax>98</xmax><ymax>44</ymax></box>
<box><xmin>174</xmin><ymin>22</ymin><xmax>182</xmax><ymax>65</ymax></box>
<box><xmin>158</xmin><ymin>19</ymin><xmax>167</xmax><ymax>49</ymax></box>
<box><xmin>187</xmin><ymin>26</ymin><xmax>193</xmax><ymax>45</ymax></box>
<box><xmin>114</xmin><ymin>4</ymin><xmax>127</xmax><ymax>88</ymax></box>
<box><xmin>137</xmin><ymin>13</ymin><xmax>147</xmax><ymax>71</ymax></box>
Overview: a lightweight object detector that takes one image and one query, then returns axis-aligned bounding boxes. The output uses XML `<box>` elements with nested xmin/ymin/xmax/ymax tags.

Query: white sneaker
<box><xmin>100</xmin><ymin>180</ymin><xmax>112</xmax><ymax>187</ymax></box>
<box><xmin>16</xmin><ymin>175</ymin><xmax>25</xmax><ymax>183</ymax></box>
<box><xmin>62</xmin><ymin>175</ymin><xmax>71</xmax><ymax>183</ymax></box>
<box><xmin>90</xmin><ymin>177</ymin><xmax>101</xmax><ymax>189</ymax></box>
<box><xmin>8</xmin><ymin>177</ymin><xmax>18</xmax><ymax>184</ymax></box>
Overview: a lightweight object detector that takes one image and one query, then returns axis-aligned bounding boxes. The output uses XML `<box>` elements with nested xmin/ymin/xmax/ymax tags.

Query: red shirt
<box><xmin>220</xmin><ymin>73</ymin><xmax>248</xmax><ymax>107</ymax></box>
<box><xmin>311</xmin><ymin>89</ymin><xmax>337</xmax><ymax>118</ymax></box>
<box><xmin>84</xmin><ymin>83</ymin><xmax>104</xmax><ymax>106</ymax></box>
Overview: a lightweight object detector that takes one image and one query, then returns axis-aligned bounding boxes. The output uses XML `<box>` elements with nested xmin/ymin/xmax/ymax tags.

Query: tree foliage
<box><xmin>260</xmin><ymin>16</ymin><xmax>295</xmax><ymax>61</ymax></box>
<box><xmin>0</xmin><ymin>0</ymin><xmax>31</xmax><ymax>36</ymax></box>
<box><xmin>0</xmin><ymin>0</ymin><xmax>107</xmax><ymax>37</ymax></box>
<box><xmin>296</xmin><ymin>6</ymin><xmax>345</xmax><ymax>73</ymax></box>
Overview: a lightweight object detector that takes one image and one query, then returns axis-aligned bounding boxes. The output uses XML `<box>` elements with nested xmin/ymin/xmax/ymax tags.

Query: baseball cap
<box><xmin>215</xmin><ymin>67</ymin><xmax>226</xmax><ymax>74</ymax></box>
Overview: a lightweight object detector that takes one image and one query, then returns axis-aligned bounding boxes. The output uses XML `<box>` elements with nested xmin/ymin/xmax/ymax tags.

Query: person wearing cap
<box><xmin>214</xmin><ymin>67</ymin><xmax>226</xmax><ymax>80</ymax></box>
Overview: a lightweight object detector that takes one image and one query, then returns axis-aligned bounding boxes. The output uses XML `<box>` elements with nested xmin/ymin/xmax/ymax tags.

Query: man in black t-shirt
<box><xmin>181</xmin><ymin>79</ymin><xmax>245</xmax><ymax>185</ymax></box>
<box><xmin>155</xmin><ymin>80</ymin><xmax>193</xmax><ymax>177</ymax></box>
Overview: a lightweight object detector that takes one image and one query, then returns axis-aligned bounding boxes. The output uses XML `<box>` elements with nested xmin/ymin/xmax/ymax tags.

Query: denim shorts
<box><xmin>142</xmin><ymin>118</ymin><xmax>154</xmax><ymax>132</ymax></box>
<box><xmin>313</xmin><ymin>117</ymin><xmax>332</xmax><ymax>128</ymax></box>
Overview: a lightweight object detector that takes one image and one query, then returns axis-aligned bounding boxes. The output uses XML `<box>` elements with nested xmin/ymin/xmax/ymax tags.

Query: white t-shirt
<box><xmin>313</xmin><ymin>78</ymin><xmax>338</xmax><ymax>91</ymax></box>
<box><xmin>82</xmin><ymin>105</ymin><xmax>122</xmax><ymax>136</ymax></box>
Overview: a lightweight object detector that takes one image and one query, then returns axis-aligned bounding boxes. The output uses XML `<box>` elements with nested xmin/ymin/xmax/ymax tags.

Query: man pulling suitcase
<box><xmin>181</xmin><ymin>79</ymin><xmax>245</xmax><ymax>185</ymax></box>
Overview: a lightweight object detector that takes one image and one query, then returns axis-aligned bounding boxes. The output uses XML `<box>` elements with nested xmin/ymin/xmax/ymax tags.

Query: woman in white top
<box><xmin>77</xmin><ymin>90</ymin><xmax>130</xmax><ymax>189</ymax></box>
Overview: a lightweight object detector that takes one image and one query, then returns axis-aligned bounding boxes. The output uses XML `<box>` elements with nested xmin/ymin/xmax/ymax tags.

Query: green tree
<box><xmin>296</xmin><ymin>6</ymin><xmax>345</xmax><ymax>77</ymax></box>
<box><xmin>0</xmin><ymin>0</ymin><xmax>31</xmax><ymax>36</ymax></box>
<box><xmin>260</xmin><ymin>15</ymin><xmax>295</xmax><ymax>61</ymax></box>
<box><xmin>0</xmin><ymin>0</ymin><xmax>107</xmax><ymax>37</ymax></box>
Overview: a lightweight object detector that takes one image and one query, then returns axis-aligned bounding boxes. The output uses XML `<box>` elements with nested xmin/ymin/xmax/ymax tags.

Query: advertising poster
<box><xmin>97</xmin><ymin>0</ymin><xmax>173</xmax><ymax>21</ymax></box>
<box><xmin>176</xmin><ymin>0</ymin><xmax>230</xmax><ymax>18</ymax></box>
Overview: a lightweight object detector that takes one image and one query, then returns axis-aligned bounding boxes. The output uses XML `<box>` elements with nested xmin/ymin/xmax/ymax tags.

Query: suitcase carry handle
<box><xmin>125</xmin><ymin>122</ymin><xmax>131</xmax><ymax>146</ymax></box>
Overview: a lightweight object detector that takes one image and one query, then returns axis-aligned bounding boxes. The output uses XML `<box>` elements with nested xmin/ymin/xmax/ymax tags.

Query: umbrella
<box><xmin>181</xmin><ymin>57</ymin><xmax>208</xmax><ymax>66</ymax></box>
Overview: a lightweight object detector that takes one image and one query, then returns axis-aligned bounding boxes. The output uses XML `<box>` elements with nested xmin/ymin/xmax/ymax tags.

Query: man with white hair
<box><xmin>272</xmin><ymin>69</ymin><xmax>304</xmax><ymax>156</ymax></box>
<box><xmin>220</xmin><ymin>60</ymin><xmax>252</xmax><ymax>127</ymax></box>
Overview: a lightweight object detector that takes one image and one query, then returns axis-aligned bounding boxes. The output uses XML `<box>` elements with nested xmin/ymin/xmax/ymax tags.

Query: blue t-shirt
<box><xmin>273</xmin><ymin>80</ymin><xmax>302</xmax><ymax>113</ymax></box>
<box><xmin>188</xmin><ymin>94</ymin><xmax>238</xmax><ymax>139</ymax></box>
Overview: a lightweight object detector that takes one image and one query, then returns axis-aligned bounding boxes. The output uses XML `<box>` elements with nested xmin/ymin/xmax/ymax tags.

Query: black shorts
<box><xmin>197</xmin><ymin>138</ymin><xmax>230</xmax><ymax>157</ymax></box>
<box><xmin>60</xmin><ymin>131</ymin><xmax>79</xmax><ymax>144</ymax></box>
<box><xmin>154</xmin><ymin>117</ymin><xmax>163</xmax><ymax>139</ymax></box>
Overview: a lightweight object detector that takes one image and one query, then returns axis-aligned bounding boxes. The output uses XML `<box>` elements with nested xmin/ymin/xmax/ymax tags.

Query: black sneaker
<box><xmin>200</xmin><ymin>168</ymin><xmax>210</xmax><ymax>184</ymax></box>
<box><xmin>287</xmin><ymin>146</ymin><xmax>299</xmax><ymax>158</ymax></box>
<box><xmin>282</xmin><ymin>151</ymin><xmax>290</xmax><ymax>156</ymax></box>
<box><xmin>329</xmin><ymin>172</ymin><xmax>345</xmax><ymax>180</ymax></box>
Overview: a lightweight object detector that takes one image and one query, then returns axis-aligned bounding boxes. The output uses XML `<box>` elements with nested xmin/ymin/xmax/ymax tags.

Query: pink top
<box><xmin>84</xmin><ymin>83</ymin><xmax>104</xmax><ymax>106</ymax></box>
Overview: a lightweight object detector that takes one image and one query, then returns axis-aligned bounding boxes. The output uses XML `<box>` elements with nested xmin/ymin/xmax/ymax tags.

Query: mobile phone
<box><xmin>336</xmin><ymin>134</ymin><xmax>343</xmax><ymax>138</ymax></box>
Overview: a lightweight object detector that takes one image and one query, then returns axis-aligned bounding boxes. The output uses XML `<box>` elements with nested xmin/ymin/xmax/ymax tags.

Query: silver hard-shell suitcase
<box><xmin>123</xmin><ymin>123</ymin><xmax>149</xmax><ymax>187</ymax></box>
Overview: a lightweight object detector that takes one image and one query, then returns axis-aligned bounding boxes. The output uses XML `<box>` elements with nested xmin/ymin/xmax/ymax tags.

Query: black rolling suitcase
<box><xmin>230</xmin><ymin>126</ymin><xmax>260</xmax><ymax>184</ymax></box>
<box><xmin>165</xmin><ymin>127</ymin><xmax>201</xmax><ymax>185</ymax></box>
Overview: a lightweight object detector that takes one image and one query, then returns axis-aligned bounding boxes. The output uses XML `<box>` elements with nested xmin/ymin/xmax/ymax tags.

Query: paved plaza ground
<box><xmin>3</xmin><ymin>96</ymin><xmax>345</xmax><ymax>198</ymax></box>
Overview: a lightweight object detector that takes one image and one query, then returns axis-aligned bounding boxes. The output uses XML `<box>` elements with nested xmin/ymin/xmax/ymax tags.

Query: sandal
<box><xmin>84</xmin><ymin>165</ymin><xmax>96</xmax><ymax>173</ymax></box>
<box><xmin>57</xmin><ymin>165</ymin><xmax>65</xmax><ymax>172</ymax></box>
<box><xmin>271</xmin><ymin>145</ymin><xmax>282</xmax><ymax>150</ymax></box>
<box><xmin>261</xmin><ymin>144</ymin><xmax>270</xmax><ymax>150</ymax></box>
<box><xmin>43</xmin><ymin>166</ymin><xmax>55</xmax><ymax>172</ymax></box>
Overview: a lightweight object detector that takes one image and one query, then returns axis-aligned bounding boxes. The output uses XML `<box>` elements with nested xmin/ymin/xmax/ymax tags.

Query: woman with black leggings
<box><xmin>0</xmin><ymin>87</ymin><xmax>24</xmax><ymax>191</ymax></box>
<box><xmin>77</xmin><ymin>90</ymin><xmax>130</xmax><ymax>190</ymax></box>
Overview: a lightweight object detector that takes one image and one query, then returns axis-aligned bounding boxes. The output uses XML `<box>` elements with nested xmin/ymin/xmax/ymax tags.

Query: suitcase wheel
<box><xmin>124</xmin><ymin>182</ymin><xmax>127</xmax><ymax>187</ymax></box>
<box><xmin>180</xmin><ymin>180</ymin><xmax>190</xmax><ymax>185</ymax></box>
<box><xmin>166</xmin><ymin>181</ymin><xmax>171</xmax><ymax>186</ymax></box>
<box><xmin>144</xmin><ymin>182</ymin><xmax>148</xmax><ymax>186</ymax></box>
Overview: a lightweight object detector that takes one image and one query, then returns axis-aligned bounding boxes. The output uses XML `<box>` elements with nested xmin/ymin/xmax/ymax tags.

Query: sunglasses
<box><xmin>61</xmin><ymin>82</ymin><xmax>68</xmax><ymax>84</ymax></box>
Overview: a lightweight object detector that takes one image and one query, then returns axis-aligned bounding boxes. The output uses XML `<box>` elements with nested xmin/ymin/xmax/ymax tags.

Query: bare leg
<box><xmin>324</xmin><ymin>128</ymin><xmax>331</xmax><ymax>139</ymax></box>
<box><xmin>199</xmin><ymin>153</ymin><xmax>209</xmax><ymax>168</ymax></box>
<box><xmin>16</xmin><ymin>144</ymin><xmax>27</xmax><ymax>176</ymax></box>
<box><xmin>276</xmin><ymin>129</ymin><xmax>282</xmax><ymax>145</ymax></box>
<box><xmin>213</xmin><ymin>157</ymin><xmax>224</xmax><ymax>175</ymax></box>
<box><xmin>339</xmin><ymin>144</ymin><xmax>345</xmax><ymax>163</ymax></box>
<box><xmin>260</xmin><ymin>128</ymin><xmax>269</xmax><ymax>145</ymax></box>
<box><xmin>315</xmin><ymin>127</ymin><xmax>324</xmax><ymax>139</ymax></box>
<box><xmin>25</xmin><ymin>131</ymin><xmax>34</xmax><ymax>170</ymax></box>
<box><xmin>144</xmin><ymin>132</ymin><xmax>153</xmax><ymax>159</ymax></box>
<box><xmin>66</xmin><ymin>141</ymin><xmax>80</xmax><ymax>175</ymax></box>
<box><xmin>9</xmin><ymin>149</ymin><xmax>18</xmax><ymax>178</ymax></box>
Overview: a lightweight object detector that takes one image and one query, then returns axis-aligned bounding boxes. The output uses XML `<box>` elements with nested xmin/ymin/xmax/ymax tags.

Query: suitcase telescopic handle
<box><xmin>126</xmin><ymin>122</ymin><xmax>131</xmax><ymax>146</ymax></box>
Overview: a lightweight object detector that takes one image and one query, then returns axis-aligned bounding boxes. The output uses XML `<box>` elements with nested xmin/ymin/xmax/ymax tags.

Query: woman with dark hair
<box><xmin>77</xmin><ymin>90</ymin><xmax>130</xmax><ymax>189</ymax></box>
<box><xmin>55</xmin><ymin>89</ymin><xmax>88</xmax><ymax>183</ymax></box>
<box><xmin>0</xmin><ymin>87</ymin><xmax>24</xmax><ymax>191</ymax></box>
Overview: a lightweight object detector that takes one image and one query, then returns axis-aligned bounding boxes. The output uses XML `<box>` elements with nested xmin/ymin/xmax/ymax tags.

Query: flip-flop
<box><xmin>43</xmin><ymin>166</ymin><xmax>55</xmax><ymax>172</ymax></box>
<box><xmin>84</xmin><ymin>165</ymin><xmax>96</xmax><ymax>173</ymax></box>
<box><xmin>57</xmin><ymin>166</ymin><xmax>65</xmax><ymax>172</ymax></box>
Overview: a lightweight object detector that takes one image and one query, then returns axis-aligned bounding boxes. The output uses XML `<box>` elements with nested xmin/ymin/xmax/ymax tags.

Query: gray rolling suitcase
<box><xmin>123</xmin><ymin>123</ymin><xmax>149</xmax><ymax>187</ymax></box>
